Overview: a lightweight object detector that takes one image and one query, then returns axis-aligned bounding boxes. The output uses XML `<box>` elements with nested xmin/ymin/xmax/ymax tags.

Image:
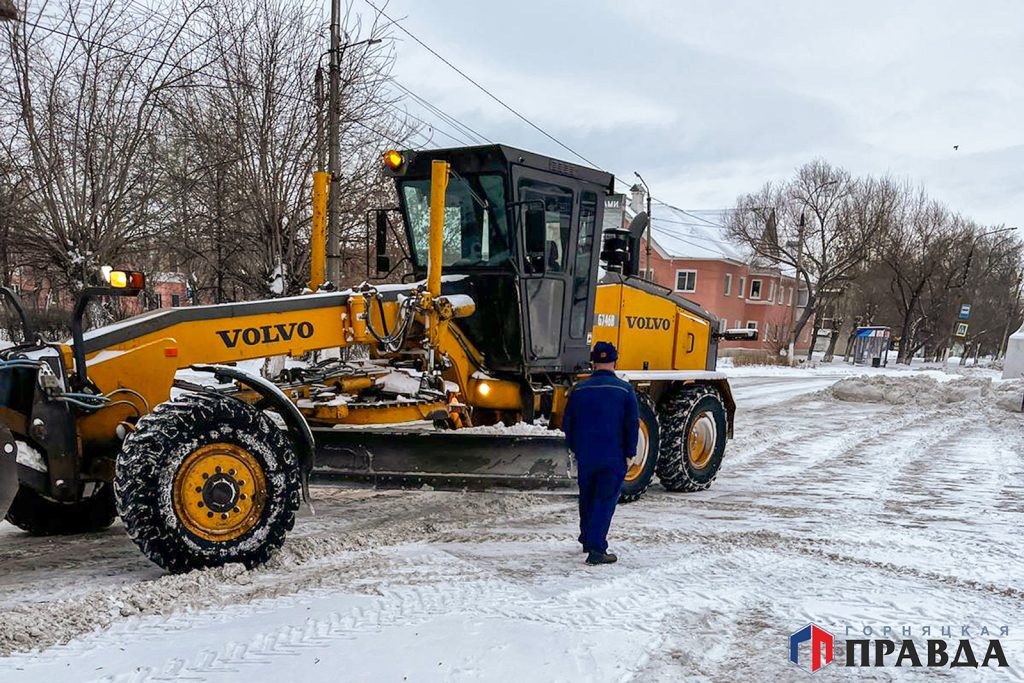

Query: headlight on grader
<box><xmin>108</xmin><ymin>269</ymin><xmax>145</xmax><ymax>290</ymax></box>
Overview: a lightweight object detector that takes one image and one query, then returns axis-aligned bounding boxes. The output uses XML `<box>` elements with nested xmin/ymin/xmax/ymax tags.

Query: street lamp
<box><xmin>785</xmin><ymin>179</ymin><xmax>840</xmax><ymax>364</ymax></box>
<box><xmin>633</xmin><ymin>172</ymin><xmax>652</xmax><ymax>280</ymax></box>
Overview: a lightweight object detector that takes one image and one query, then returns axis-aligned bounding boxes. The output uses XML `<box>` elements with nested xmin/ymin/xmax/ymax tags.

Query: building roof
<box><xmin>627</xmin><ymin>203</ymin><xmax>749</xmax><ymax>263</ymax></box>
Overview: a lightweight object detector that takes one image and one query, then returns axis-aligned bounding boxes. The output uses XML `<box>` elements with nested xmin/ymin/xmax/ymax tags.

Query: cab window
<box><xmin>570</xmin><ymin>192</ymin><xmax>597</xmax><ymax>338</ymax></box>
<box><xmin>518</xmin><ymin>178</ymin><xmax>573</xmax><ymax>274</ymax></box>
<box><xmin>400</xmin><ymin>174</ymin><xmax>509</xmax><ymax>268</ymax></box>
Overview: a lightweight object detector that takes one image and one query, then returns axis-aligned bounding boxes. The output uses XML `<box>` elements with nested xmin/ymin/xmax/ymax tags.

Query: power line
<box><xmin>361</xmin><ymin>0</ymin><xmax>603</xmax><ymax>170</ymax></box>
<box><xmin>392</xmin><ymin>79</ymin><xmax>491</xmax><ymax>145</ymax></box>
<box><xmin>17</xmin><ymin>15</ymin><xmax>419</xmax><ymax>151</ymax></box>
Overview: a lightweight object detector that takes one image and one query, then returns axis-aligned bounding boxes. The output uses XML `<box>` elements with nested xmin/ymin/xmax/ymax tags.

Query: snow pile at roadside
<box><xmin>992</xmin><ymin>380</ymin><xmax>1024</xmax><ymax>412</ymax></box>
<box><xmin>830</xmin><ymin>375</ymin><xmax>994</xmax><ymax>405</ymax></box>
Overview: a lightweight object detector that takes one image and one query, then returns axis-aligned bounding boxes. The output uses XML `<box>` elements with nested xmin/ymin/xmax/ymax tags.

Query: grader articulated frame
<box><xmin>0</xmin><ymin>145</ymin><xmax>754</xmax><ymax>571</ymax></box>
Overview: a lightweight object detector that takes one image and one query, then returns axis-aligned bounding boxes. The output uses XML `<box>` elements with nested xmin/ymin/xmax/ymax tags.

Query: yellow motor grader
<box><xmin>0</xmin><ymin>145</ymin><xmax>755</xmax><ymax>571</ymax></box>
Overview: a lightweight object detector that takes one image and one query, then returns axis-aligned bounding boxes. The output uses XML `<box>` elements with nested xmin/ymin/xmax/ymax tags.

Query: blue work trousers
<box><xmin>577</xmin><ymin>460</ymin><xmax>625</xmax><ymax>555</ymax></box>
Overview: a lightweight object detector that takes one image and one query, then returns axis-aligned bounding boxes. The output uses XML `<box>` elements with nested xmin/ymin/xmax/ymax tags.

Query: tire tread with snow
<box><xmin>114</xmin><ymin>392</ymin><xmax>300</xmax><ymax>572</ymax></box>
<box><xmin>655</xmin><ymin>384</ymin><xmax>728</xmax><ymax>492</ymax></box>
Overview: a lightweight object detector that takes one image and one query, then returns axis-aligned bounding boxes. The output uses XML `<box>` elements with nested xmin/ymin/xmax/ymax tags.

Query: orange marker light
<box><xmin>109</xmin><ymin>270</ymin><xmax>129</xmax><ymax>288</ymax></box>
<box><xmin>108</xmin><ymin>269</ymin><xmax>146</xmax><ymax>290</ymax></box>
<box><xmin>383</xmin><ymin>149</ymin><xmax>404</xmax><ymax>172</ymax></box>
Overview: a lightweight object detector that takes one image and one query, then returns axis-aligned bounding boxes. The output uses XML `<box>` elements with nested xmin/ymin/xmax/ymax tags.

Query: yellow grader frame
<box><xmin>0</xmin><ymin>145</ymin><xmax>754</xmax><ymax>571</ymax></box>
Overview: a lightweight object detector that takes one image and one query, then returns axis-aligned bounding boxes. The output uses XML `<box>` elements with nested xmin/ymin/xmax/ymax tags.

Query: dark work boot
<box><xmin>586</xmin><ymin>551</ymin><xmax>618</xmax><ymax>565</ymax></box>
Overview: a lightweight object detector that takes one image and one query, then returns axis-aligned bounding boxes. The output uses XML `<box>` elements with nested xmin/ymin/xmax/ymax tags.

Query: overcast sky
<box><xmin>369</xmin><ymin>0</ymin><xmax>1022</xmax><ymax>226</ymax></box>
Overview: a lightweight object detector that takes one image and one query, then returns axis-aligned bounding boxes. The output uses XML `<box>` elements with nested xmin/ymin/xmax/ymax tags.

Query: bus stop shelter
<box><xmin>851</xmin><ymin>326</ymin><xmax>891</xmax><ymax>367</ymax></box>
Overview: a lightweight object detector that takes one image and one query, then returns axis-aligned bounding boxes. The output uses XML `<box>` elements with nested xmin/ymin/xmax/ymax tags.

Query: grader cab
<box><xmin>0</xmin><ymin>144</ymin><xmax>755</xmax><ymax>572</ymax></box>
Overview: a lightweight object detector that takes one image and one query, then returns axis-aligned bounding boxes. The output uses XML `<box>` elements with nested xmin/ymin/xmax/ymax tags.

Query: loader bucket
<box><xmin>0</xmin><ymin>424</ymin><xmax>18</xmax><ymax>520</ymax></box>
<box><xmin>312</xmin><ymin>428</ymin><xmax>576</xmax><ymax>491</ymax></box>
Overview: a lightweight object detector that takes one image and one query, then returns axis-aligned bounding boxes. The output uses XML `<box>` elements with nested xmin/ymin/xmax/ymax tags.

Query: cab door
<box><xmin>514</xmin><ymin>171</ymin><xmax>575</xmax><ymax>371</ymax></box>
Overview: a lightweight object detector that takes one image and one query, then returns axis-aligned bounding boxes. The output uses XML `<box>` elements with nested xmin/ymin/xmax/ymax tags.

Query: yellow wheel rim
<box><xmin>625</xmin><ymin>420</ymin><xmax>650</xmax><ymax>482</ymax></box>
<box><xmin>172</xmin><ymin>443</ymin><xmax>267</xmax><ymax>542</ymax></box>
<box><xmin>687</xmin><ymin>411</ymin><xmax>717</xmax><ymax>470</ymax></box>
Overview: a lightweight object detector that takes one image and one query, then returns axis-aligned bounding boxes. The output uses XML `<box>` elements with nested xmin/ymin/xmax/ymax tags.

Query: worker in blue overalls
<box><xmin>562</xmin><ymin>341</ymin><xmax>639</xmax><ymax>565</ymax></box>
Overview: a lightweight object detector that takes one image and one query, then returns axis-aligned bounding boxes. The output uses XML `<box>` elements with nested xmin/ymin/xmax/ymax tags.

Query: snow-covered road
<box><xmin>1</xmin><ymin>371</ymin><xmax>1021</xmax><ymax>681</ymax></box>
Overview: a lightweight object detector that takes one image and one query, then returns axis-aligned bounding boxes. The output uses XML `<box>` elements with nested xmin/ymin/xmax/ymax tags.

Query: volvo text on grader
<box><xmin>0</xmin><ymin>145</ymin><xmax>755</xmax><ymax>571</ymax></box>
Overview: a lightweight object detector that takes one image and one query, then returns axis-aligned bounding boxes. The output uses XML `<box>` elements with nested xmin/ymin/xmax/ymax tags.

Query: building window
<box><xmin>734</xmin><ymin>320</ymin><xmax>741</xmax><ymax>329</ymax></box>
<box><xmin>738</xmin><ymin>276</ymin><xmax>746</xmax><ymax>299</ymax></box>
<box><xmin>797</xmin><ymin>288</ymin><xmax>809</xmax><ymax>307</ymax></box>
<box><xmin>675</xmin><ymin>269</ymin><xmax>697</xmax><ymax>293</ymax></box>
<box><xmin>768</xmin><ymin>281</ymin><xmax>776</xmax><ymax>301</ymax></box>
<box><xmin>749</xmin><ymin>279</ymin><xmax>763</xmax><ymax>299</ymax></box>
<box><xmin>723</xmin><ymin>273</ymin><xmax>732</xmax><ymax>296</ymax></box>
<box><xmin>746</xmin><ymin>321</ymin><xmax>758</xmax><ymax>330</ymax></box>
<box><xmin>170</xmin><ymin>294</ymin><xmax>181</xmax><ymax>307</ymax></box>
<box><xmin>788</xmin><ymin>287</ymin><xmax>793</xmax><ymax>305</ymax></box>
<box><xmin>155</xmin><ymin>293</ymin><xmax>163</xmax><ymax>308</ymax></box>
<box><xmin>778</xmin><ymin>285</ymin><xmax>786</xmax><ymax>304</ymax></box>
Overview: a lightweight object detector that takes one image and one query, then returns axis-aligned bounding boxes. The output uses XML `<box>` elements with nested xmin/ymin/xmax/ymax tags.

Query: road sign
<box><xmin>955</xmin><ymin>322</ymin><xmax>969</xmax><ymax>337</ymax></box>
<box><xmin>959</xmin><ymin>304</ymin><xmax>971</xmax><ymax>320</ymax></box>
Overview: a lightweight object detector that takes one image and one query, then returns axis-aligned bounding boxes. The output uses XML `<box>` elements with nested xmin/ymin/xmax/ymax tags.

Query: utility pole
<box><xmin>999</xmin><ymin>269</ymin><xmax>1023</xmax><ymax>359</ymax></box>
<box><xmin>788</xmin><ymin>212</ymin><xmax>806</xmax><ymax>365</ymax></box>
<box><xmin>326</xmin><ymin>0</ymin><xmax>342</xmax><ymax>286</ymax></box>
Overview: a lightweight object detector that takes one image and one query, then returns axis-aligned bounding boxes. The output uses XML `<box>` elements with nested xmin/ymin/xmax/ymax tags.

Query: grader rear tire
<box><xmin>619</xmin><ymin>394</ymin><xmax>659</xmax><ymax>503</ymax></box>
<box><xmin>114</xmin><ymin>392</ymin><xmax>301</xmax><ymax>573</ymax></box>
<box><xmin>4</xmin><ymin>482</ymin><xmax>116</xmax><ymax>535</ymax></box>
<box><xmin>656</xmin><ymin>384</ymin><xmax>727</xmax><ymax>492</ymax></box>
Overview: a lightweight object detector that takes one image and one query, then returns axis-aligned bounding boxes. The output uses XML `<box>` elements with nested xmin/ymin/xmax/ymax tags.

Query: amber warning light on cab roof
<box><xmin>383</xmin><ymin>149</ymin><xmax>408</xmax><ymax>174</ymax></box>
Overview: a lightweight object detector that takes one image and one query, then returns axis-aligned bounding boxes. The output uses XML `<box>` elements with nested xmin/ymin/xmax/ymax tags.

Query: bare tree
<box><xmin>157</xmin><ymin>0</ymin><xmax>412</xmax><ymax>300</ymax></box>
<box><xmin>0</xmin><ymin>0</ymin><xmax>203</xmax><ymax>296</ymax></box>
<box><xmin>728</xmin><ymin>160</ymin><xmax>896</xmax><ymax>359</ymax></box>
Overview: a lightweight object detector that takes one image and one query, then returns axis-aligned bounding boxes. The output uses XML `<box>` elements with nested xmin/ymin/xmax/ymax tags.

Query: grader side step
<box><xmin>0</xmin><ymin>424</ymin><xmax>18</xmax><ymax>520</ymax></box>
<box><xmin>311</xmin><ymin>428</ymin><xmax>576</xmax><ymax>490</ymax></box>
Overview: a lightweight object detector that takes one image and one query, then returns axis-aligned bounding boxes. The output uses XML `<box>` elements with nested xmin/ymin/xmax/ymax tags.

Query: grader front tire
<box><xmin>114</xmin><ymin>392</ymin><xmax>301</xmax><ymax>573</ymax></box>
<box><xmin>656</xmin><ymin>384</ymin><xmax>728</xmax><ymax>492</ymax></box>
<box><xmin>619</xmin><ymin>394</ymin><xmax>659</xmax><ymax>503</ymax></box>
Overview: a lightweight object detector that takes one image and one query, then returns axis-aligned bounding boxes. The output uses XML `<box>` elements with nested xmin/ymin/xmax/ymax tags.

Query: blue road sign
<box><xmin>959</xmin><ymin>304</ymin><xmax>971</xmax><ymax>320</ymax></box>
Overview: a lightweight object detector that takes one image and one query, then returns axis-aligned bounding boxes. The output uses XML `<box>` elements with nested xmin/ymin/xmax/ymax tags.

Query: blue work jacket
<box><xmin>562</xmin><ymin>370</ymin><xmax>640</xmax><ymax>466</ymax></box>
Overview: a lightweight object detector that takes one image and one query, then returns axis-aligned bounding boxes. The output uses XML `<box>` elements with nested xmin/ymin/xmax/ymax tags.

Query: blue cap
<box><xmin>591</xmin><ymin>341</ymin><xmax>618</xmax><ymax>363</ymax></box>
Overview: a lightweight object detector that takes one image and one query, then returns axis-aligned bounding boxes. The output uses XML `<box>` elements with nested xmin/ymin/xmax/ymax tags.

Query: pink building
<box><xmin>625</xmin><ymin>192</ymin><xmax>813</xmax><ymax>355</ymax></box>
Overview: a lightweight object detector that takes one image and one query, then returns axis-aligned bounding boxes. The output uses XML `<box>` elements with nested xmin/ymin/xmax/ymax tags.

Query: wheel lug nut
<box><xmin>215</xmin><ymin>466</ymin><xmax>222</xmax><ymax>473</ymax></box>
<box><xmin>197</xmin><ymin>501</ymin><xmax>204</xmax><ymax>508</ymax></box>
<box><xmin>238</xmin><ymin>480</ymin><xmax>245</xmax><ymax>487</ymax></box>
<box><xmin>229</xmin><ymin>468</ymin><xmax>236</xmax><ymax>476</ymax></box>
<box><xmin>207</xmin><ymin>511</ymin><xmax>214</xmax><ymax>518</ymax></box>
<box><xmin>221</xmin><ymin>513</ymin><xmax>228</xmax><ymax>519</ymax></box>
<box><xmin>202</xmin><ymin>473</ymin><xmax>209</xmax><ymax>479</ymax></box>
<box><xmin>195</xmin><ymin>486</ymin><xmax>202</xmax><ymax>493</ymax></box>
<box><xmin>240</xmin><ymin>494</ymin><xmax>247</xmax><ymax>500</ymax></box>
<box><xmin>233</xmin><ymin>506</ymin><xmax>240</xmax><ymax>513</ymax></box>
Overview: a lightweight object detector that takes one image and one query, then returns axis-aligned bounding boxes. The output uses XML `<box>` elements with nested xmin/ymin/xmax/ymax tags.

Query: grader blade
<box><xmin>311</xmin><ymin>428</ymin><xmax>576</xmax><ymax>490</ymax></box>
<box><xmin>0</xmin><ymin>424</ymin><xmax>18</xmax><ymax>519</ymax></box>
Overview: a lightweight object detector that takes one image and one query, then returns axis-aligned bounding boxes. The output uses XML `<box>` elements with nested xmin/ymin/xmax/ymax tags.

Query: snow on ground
<box><xmin>1</xmin><ymin>369</ymin><xmax>1023</xmax><ymax>681</ymax></box>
